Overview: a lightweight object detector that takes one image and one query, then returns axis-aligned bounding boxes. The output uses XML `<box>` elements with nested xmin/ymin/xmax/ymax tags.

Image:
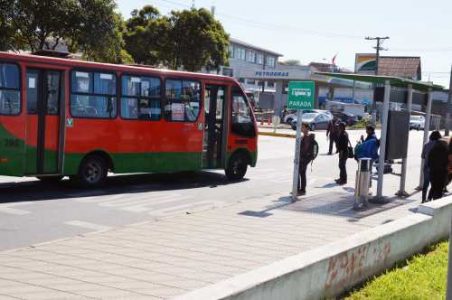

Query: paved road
<box><xmin>0</xmin><ymin>129</ymin><xmax>427</xmax><ymax>250</ymax></box>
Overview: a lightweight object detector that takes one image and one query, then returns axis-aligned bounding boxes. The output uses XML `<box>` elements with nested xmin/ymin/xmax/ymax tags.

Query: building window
<box><xmin>246</xmin><ymin>79</ymin><xmax>256</xmax><ymax>85</ymax></box>
<box><xmin>256</xmin><ymin>53</ymin><xmax>264</xmax><ymax>65</ymax></box>
<box><xmin>266</xmin><ymin>56</ymin><xmax>276</xmax><ymax>67</ymax></box>
<box><xmin>267</xmin><ymin>81</ymin><xmax>275</xmax><ymax>88</ymax></box>
<box><xmin>235</xmin><ymin>47</ymin><xmax>246</xmax><ymax>60</ymax></box>
<box><xmin>70</xmin><ymin>70</ymin><xmax>117</xmax><ymax>119</ymax></box>
<box><xmin>0</xmin><ymin>63</ymin><xmax>20</xmax><ymax>115</ymax></box>
<box><xmin>164</xmin><ymin>79</ymin><xmax>201</xmax><ymax>122</ymax></box>
<box><xmin>222</xmin><ymin>67</ymin><xmax>233</xmax><ymax>77</ymax></box>
<box><xmin>246</xmin><ymin>50</ymin><xmax>256</xmax><ymax>63</ymax></box>
<box><xmin>121</xmin><ymin>75</ymin><xmax>161</xmax><ymax>120</ymax></box>
<box><xmin>228</xmin><ymin>45</ymin><xmax>234</xmax><ymax>58</ymax></box>
<box><xmin>238</xmin><ymin>78</ymin><xmax>245</xmax><ymax>83</ymax></box>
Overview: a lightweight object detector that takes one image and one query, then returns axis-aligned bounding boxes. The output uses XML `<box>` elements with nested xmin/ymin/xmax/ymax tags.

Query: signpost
<box><xmin>288</xmin><ymin>81</ymin><xmax>315</xmax><ymax>202</ymax></box>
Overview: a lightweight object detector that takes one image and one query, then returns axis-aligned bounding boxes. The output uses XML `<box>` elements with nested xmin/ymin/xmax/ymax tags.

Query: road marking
<box><xmin>74</xmin><ymin>192</ymin><xmax>196</xmax><ymax>214</ymax></box>
<box><xmin>0</xmin><ymin>202</ymin><xmax>33</xmax><ymax>215</ymax></box>
<box><xmin>65</xmin><ymin>220</ymin><xmax>111</xmax><ymax>232</ymax></box>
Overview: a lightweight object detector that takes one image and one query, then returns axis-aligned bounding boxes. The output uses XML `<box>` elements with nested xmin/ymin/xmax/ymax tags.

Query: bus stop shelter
<box><xmin>316</xmin><ymin>72</ymin><xmax>444</xmax><ymax>201</ymax></box>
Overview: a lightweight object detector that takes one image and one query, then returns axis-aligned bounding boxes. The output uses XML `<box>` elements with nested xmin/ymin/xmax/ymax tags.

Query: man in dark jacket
<box><xmin>428</xmin><ymin>136</ymin><xmax>449</xmax><ymax>200</ymax></box>
<box><xmin>335</xmin><ymin>122</ymin><xmax>349</xmax><ymax>185</ymax></box>
<box><xmin>326</xmin><ymin>116</ymin><xmax>338</xmax><ymax>155</ymax></box>
<box><xmin>298</xmin><ymin>123</ymin><xmax>315</xmax><ymax>195</ymax></box>
<box><xmin>421</xmin><ymin>131</ymin><xmax>441</xmax><ymax>202</ymax></box>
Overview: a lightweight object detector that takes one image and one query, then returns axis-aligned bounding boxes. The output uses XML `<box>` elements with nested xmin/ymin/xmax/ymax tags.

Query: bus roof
<box><xmin>0</xmin><ymin>51</ymin><xmax>236</xmax><ymax>83</ymax></box>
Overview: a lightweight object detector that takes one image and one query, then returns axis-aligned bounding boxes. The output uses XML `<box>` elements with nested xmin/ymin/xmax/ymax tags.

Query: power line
<box><xmin>155</xmin><ymin>0</ymin><xmax>363</xmax><ymax>39</ymax></box>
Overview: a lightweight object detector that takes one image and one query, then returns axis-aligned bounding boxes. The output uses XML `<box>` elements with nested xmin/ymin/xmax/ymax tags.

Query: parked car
<box><xmin>409</xmin><ymin>115</ymin><xmax>425</xmax><ymax>130</ymax></box>
<box><xmin>290</xmin><ymin>112</ymin><xmax>331</xmax><ymax>131</ymax></box>
<box><xmin>284</xmin><ymin>109</ymin><xmax>333</xmax><ymax>124</ymax></box>
<box><xmin>331</xmin><ymin>111</ymin><xmax>358</xmax><ymax>126</ymax></box>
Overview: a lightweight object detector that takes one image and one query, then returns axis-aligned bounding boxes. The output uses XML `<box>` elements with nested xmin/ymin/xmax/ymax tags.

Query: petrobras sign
<box><xmin>255</xmin><ymin>71</ymin><xmax>290</xmax><ymax>77</ymax></box>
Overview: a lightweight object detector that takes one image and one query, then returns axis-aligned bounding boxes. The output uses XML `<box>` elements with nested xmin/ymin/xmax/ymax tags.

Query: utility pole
<box><xmin>445</xmin><ymin>65</ymin><xmax>452</xmax><ymax>136</ymax></box>
<box><xmin>365</xmin><ymin>36</ymin><xmax>390</xmax><ymax>125</ymax></box>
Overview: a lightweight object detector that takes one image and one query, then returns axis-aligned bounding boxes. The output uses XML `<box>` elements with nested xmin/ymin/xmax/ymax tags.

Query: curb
<box><xmin>258</xmin><ymin>132</ymin><xmax>295</xmax><ymax>138</ymax></box>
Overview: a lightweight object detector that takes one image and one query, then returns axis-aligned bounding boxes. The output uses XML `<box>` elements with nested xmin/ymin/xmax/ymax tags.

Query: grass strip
<box><xmin>346</xmin><ymin>241</ymin><xmax>449</xmax><ymax>299</ymax></box>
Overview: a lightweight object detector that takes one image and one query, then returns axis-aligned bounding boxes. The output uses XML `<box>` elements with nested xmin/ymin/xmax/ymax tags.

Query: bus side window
<box><xmin>70</xmin><ymin>71</ymin><xmax>117</xmax><ymax>119</ymax></box>
<box><xmin>231</xmin><ymin>87</ymin><xmax>255</xmax><ymax>137</ymax></box>
<box><xmin>0</xmin><ymin>63</ymin><xmax>20</xmax><ymax>115</ymax></box>
<box><xmin>120</xmin><ymin>75</ymin><xmax>161</xmax><ymax>121</ymax></box>
<box><xmin>164</xmin><ymin>79</ymin><xmax>201</xmax><ymax>122</ymax></box>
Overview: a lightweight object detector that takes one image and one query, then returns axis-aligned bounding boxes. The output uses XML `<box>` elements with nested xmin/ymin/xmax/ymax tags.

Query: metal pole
<box><xmin>397</xmin><ymin>84</ymin><xmax>413</xmax><ymax>197</ymax></box>
<box><xmin>291</xmin><ymin>110</ymin><xmax>303</xmax><ymax>202</ymax></box>
<box><xmin>447</xmin><ymin>218</ymin><xmax>452</xmax><ymax>300</ymax></box>
<box><xmin>445</xmin><ymin>65</ymin><xmax>452</xmax><ymax>136</ymax></box>
<box><xmin>418</xmin><ymin>89</ymin><xmax>433</xmax><ymax>188</ymax></box>
<box><xmin>375</xmin><ymin>80</ymin><xmax>391</xmax><ymax>200</ymax></box>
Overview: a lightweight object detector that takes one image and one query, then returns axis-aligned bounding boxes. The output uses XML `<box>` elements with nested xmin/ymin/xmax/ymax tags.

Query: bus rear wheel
<box><xmin>225</xmin><ymin>153</ymin><xmax>248</xmax><ymax>181</ymax></box>
<box><xmin>77</xmin><ymin>155</ymin><xmax>107</xmax><ymax>187</ymax></box>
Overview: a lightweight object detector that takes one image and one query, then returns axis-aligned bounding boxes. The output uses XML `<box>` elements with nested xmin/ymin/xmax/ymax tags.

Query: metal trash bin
<box><xmin>354</xmin><ymin>158</ymin><xmax>372</xmax><ymax>209</ymax></box>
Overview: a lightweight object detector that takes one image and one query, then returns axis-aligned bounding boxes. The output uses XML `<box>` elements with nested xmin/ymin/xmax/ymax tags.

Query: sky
<box><xmin>117</xmin><ymin>0</ymin><xmax>452</xmax><ymax>88</ymax></box>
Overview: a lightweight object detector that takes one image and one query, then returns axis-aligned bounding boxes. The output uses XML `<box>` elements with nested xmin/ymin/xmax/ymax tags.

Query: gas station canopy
<box><xmin>315</xmin><ymin>72</ymin><xmax>444</xmax><ymax>92</ymax></box>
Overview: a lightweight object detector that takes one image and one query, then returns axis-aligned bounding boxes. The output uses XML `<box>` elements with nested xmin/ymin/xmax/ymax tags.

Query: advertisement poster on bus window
<box><xmin>171</xmin><ymin>103</ymin><xmax>185</xmax><ymax>121</ymax></box>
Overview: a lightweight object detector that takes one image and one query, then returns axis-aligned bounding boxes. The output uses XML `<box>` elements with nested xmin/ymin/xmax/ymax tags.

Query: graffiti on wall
<box><xmin>325</xmin><ymin>240</ymin><xmax>392</xmax><ymax>291</ymax></box>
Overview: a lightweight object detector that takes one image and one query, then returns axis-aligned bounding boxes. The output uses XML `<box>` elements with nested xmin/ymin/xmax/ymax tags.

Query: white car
<box><xmin>283</xmin><ymin>109</ymin><xmax>332</xmax><ymax>124</ymax></box>
<box><xmin>409</xmin><ymin>115</ymin><xmax>425</xmax><ymax>130</ymax></box>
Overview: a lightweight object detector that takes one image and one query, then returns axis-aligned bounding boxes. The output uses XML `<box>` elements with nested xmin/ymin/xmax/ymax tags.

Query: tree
<box><xmin>124</xmin><ymin>5</ymin><xmax>170</xmax><ymax>66</ymax></box>
<box><xmin>0</xmin><ymin>0</ymin><xmax>16</xmax><ymax>51</ymax></box>
<box><xmin>167</xmin><ymin>8</ymin><xmax>229</xmax><ymax>71</ymax></box>
<box><xmin>2</xmin><ymin>0</ymin><xmax>130</xmax><ymax>63</ymax></box>
<box><xmin>282</xmin><ymin>59</ymin><xmax>301</xmax><ymax>66</ymax></box>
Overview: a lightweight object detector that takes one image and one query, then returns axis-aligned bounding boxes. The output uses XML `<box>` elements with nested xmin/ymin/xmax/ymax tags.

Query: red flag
<box><xmin>332</xmin><ymin>53</ymin><xmax>338</xmax><ymax>65</ymax></box>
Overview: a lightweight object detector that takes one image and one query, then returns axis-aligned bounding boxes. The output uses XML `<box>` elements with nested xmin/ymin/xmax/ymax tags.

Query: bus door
<box><xmin>203</xmin><ymin>84</ymin><xmax>227</xmax><ymax>168</ymax></box>
<box><xmin>25</xmin><ymin>69</ymin><xmax>63</xmax><ymax>174</ymax></box>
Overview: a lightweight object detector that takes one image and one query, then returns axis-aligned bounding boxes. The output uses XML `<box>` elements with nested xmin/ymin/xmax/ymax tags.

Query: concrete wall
<box><xmin>177</xmin><ymin>196</ymin><xmax>452</xmax><ymax>300</ymax></box>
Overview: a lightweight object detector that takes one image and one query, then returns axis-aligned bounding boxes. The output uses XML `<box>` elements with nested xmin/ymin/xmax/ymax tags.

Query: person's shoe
<box><xmin>297</xmin><ymin>190</ymin><xmax>306</xmax><ymax>196</ymax></box>
<box><xmin>327</xmin><ymin>152</ymin><xmax>332</xmax><ymax>155</ymax></box>
<box><xmin>334</xmin><ymin>178</ymin><xmax>341</xmax><ymax>183</ymax></box>
<box><xmin>337</xmin><ymin>179</ymin><xmax>347</xmax><ymax>185</ymax></box>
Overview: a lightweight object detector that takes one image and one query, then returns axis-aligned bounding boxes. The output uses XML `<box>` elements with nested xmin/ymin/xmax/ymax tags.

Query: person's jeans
<box><xmin>328</xmin><ymin>137</ymin><xmax>336</xmax><ymax>154</ymax></box>
<box><xmin>339</xmin><ymin>157</ymin><xmax>347</xmax><ymax>182</ymax></box>
<box><xmin>429</xmin><ymin>170</ymin><xmax>447</xmax><ymax>200</ymax></box>
<box><xmin>298</xmin><ymin>159</ymin><xmax>309</xmax><ymax>192</ymax></box>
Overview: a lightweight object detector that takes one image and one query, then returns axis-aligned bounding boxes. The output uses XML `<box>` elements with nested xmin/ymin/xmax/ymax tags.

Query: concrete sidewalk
<box><xmin>0</xmin><ymin>187</ymin><xmax>423</xmax><ymax>299</ymax></box>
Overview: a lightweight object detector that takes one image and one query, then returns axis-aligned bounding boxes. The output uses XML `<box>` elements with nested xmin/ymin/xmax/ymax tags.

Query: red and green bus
<box><xmin>0</xmin><ymin>52</ymin><xmax>257</xmax><ymax>186</ymax></box>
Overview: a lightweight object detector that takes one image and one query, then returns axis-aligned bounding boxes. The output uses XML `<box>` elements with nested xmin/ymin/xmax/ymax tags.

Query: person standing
<box><xmin>421</xmin><ymin>131</ymin><xmax>441</xmax><ymax>202</ymax></box>
<box><xmin>298</xmin><ymin>123</ymin><xmax>316</xmax><ymax>196</ymax></box>
<box><xmin>427</xmin><ymin>132</ymin><xmax>449</xmax><ymax>200</ymax></box>
<box><xmin>326</xmin><ymin>116</ymin><xmax>338</xmax><ymax>155</ymax></box>
<box><xmin>335</xmin><ymin>122</ymin><xmax>349</xmax><ymax>185</ymax></box>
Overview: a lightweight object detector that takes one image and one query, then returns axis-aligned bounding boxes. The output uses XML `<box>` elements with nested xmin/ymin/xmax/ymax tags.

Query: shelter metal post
<box><xmin>397</xmin><ymin>84</ymin><xmax>413</xmax><ymax>197</ymax></box>
<box><xmin>417</xmin><ymin>89</ymin><xmax>433</xmax><ymax>189</ymax></box>
<box><xmin>374</xmin><ymin>80</ymin><xmax>391</xmax><ymax>201</ymax></box>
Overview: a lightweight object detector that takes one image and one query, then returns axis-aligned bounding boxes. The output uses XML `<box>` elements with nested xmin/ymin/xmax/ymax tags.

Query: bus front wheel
<box><xmin>225</xmin><ymin>153</ymin><xmax>248</xmax><ymax>181</ymax></box>
<box><xmin>77</xmin><ymin>155</ymin><xmax>108</xmax><ymax>187</ymax></box>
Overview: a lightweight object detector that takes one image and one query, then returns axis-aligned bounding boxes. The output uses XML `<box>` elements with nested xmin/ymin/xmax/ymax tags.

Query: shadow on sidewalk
<box><xmin>238</xmin><ymin>192</ymin><xmax>417</xmax><ymax>220</ymax></box>
<box><xmin>0</xmin><ymin>171</ymin><xmax>244</xmax><ymax>204</ymax></box>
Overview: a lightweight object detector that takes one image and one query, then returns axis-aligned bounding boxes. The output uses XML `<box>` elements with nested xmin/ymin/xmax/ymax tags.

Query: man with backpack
<box><xmin>297</xmin><ymin>123</ymin><xmax>318</xmax><ymax>196</ymax></box>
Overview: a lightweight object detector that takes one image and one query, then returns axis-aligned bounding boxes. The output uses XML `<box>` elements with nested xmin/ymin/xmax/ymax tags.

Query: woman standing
<box><xmin>335</xmin><ymin>122</ymin><xmax>349</xmax><ymax>185</ymax></box>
